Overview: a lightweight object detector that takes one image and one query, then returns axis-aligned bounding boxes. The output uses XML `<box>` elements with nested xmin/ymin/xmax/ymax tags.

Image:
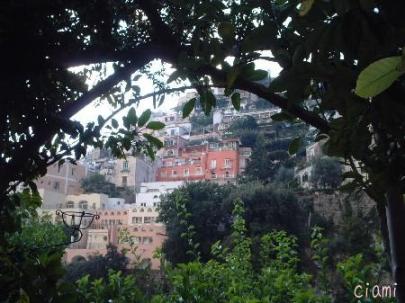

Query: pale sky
<box><xmin>72</xmin><ymin>55</ymin><xmax>281</xmax><ymax>126</ymax></box>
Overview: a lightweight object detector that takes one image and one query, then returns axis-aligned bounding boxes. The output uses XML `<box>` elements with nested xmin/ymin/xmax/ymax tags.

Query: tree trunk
<box><xmin>386</xmin><ymin>185</ymin><xmax>405</xmax><ymax>302</ymax></box>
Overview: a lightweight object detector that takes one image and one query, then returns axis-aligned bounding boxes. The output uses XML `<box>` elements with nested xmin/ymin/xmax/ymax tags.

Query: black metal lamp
<box><xmin>55</xmin><ymin>209</ymin><xmax>100</xmax><ymax>244</ymax></box>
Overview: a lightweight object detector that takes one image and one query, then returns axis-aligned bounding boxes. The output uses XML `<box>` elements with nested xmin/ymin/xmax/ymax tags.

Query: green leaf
<box><xmin>111</xmin><ymin>119</ymin><xmax>119</xmax><ymax>129</ymax></box>
<box><xmin>200</xmin><ymin>90</ymin><xmax>216</xmax><ymax>115</ymax></box>
<box><xmin>138</xmin><ymin>109</ymin><xmax>151</xmax><ymax>127</ymax></box>
<box><xmin>143</xmin><ymin>133</ymin><xmax>163</xmax><ymax>148</ymax></box>
<box><xmin>132</xmin><ymin>74</ymin><xmax>141</xmax><ymax>81</ymax></box>
<box><xmin>224</xmin><ymin>87</ymin><xmax>234</xmax><ymax>96</ymax></box>
<box><xmin>299</xmin><ymin>0</ymin><xmax>315</xmax><ymax>16</ymax></box>
<box><xmin>355</xmin><ymin>56</ymin><xmax>404</xmax><ymax>98</ymax></box>
<box><xmin>315</xmin><ymin>133</ymin><xmax>329</xmax><ymax>142</ymax></box>
<box><xmin>218</xmin><ymin>22</ymin><xmax>234</xmax><ymax>43</ymax></box>
<box><xmin>226</xmin><ymin>67</ymin><xmax>240</xmax><ymax>88</ymax></box>
<box><xmin>244</xmin><ymin>69</ymin><xmax>268</xmax><ymax>82</ymax></box>
<box><xmin>167</xmin><ymin>70</ymin><xmax>182</xmax><ymax>83</ymax></box>
<box><xmin>182</xmin><ymin>98</ymin><xmax>196</xmax><ymax>118</ymax></box>
<box><xmin>288</xmin><ymin>137</ymin><xmax>302</xmax><ymax>155</ymax></box>
<box><xmin>97</xmin><ymin>115</ymin><xmax>104</xmax><ymax>126</ymax></box>
<box><xmin>146</xmin><ymin>121</ymin><xmax>165</xmax><ymax>130</ymax></box>
<box><xmin>342</xmin><ymin>171</ymin><xmax>358</xmax><ymax>179</ymax></box>
<box><xmin>271</xmin><ymin>112</ymin><xmax>294</xmax><ymax>122</ymax></box>
<box><xmin>127</xmin><ymin>107</ymin><xmax>137</xmax><ymax>125</ymax></box>
<box><xmin>231</xmin><ymin>92</ymin><xmax>241</xmax><ymax>110</ymax></box>
<box><xmin>158</xmin><ymin>94</ymin><xmax>165</xmax><ymax>107</ymax></box>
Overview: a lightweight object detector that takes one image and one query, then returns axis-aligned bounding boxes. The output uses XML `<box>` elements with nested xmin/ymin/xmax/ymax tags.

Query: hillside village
<box><xmin>33</xmin><ymin>88</ymin><xmax>353</xmax><ymax>269</ymax></box>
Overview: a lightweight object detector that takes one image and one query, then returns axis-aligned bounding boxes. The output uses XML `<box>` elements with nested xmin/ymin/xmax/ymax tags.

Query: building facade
<box><xmin>156</xmin><ymin>138</ymin><xmax>243</xmax><ymax>183</ymax></box>
<box><xmin>36</xmin><ymin>162</ymin><xmax>87</xmax><ymax>195</ymax></box>
<box><xmin>136</xmin><ymin>181</ymin><xmax>184</xmax><ymax>207</ymax></box>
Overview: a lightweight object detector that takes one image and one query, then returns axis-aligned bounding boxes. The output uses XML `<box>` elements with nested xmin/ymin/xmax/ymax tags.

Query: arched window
<box><xmin>140</xmin><ymin>208</ymin><xmax>144</xmax><ymax>212</ymax></box>
<box><xmin>66</xmin><ymin>201</ymin><xmax>74</xmax><ymax>208</ymax></box>
<box><xmin>147</xmin><ymin>208</ymin><xmax>152</xmax><ymax>212</ymax></box>
<box><xmin>78</xmin><ymin>200</ymin><xmax>88</xmax><ymax>209</ymax></box>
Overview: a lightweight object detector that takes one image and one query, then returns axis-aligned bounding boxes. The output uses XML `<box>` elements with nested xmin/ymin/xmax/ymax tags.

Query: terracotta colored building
<box><xmin>63</xmin><ymin>206</ymin><xmax>165</xmax><ymax>269</ymax></box>
<box><xmin>156</xmin><ymin>138</ymin><xmax>245</xmax><ymax>183</ymax></box>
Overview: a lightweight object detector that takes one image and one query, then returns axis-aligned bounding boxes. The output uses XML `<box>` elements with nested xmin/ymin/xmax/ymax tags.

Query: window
<box><xmin>142</xmin><ymin>237</ymin><xmax>153</xmax><ymax>244</ymax></box>
<box><xmin>122</xmin><ymin>176</ymin><xmax>127</xmax><ymax>187</ymax></box>
<box><xmin>224</xmin><ymin>159</ymin><xmax>232</xmax><ymax>168</ymax></box>
<box><xmin>53</xmin><ymin>181</ymin><xmax>60</xmax><ymax>190</ymax></box>
<box><xmin>172</xmin><ymin>170</ymin><xmax>177</xmax><ymax>176</ymax></box>
<box><xmin>147</xmin><ymin>208</ymin><xmax>152</xmax><ymax>212</ymax></box>
<box><xmin>170</xmin><ymin>129</ymin><xmax>175</xmax><ymax>136</ymax></box>
<box><xmin>196</xmin><ymin>167</ymin><xmax>203</xmax><ymax>175</ymax></box>
<box><xmin>184</xmin><ymin>169</ymin><xmax>189</xmax><ymax>176</ymax></box>
<box><xmin>211</xmin><ymin>172</ymin><xmax>217</xmax><ymax>179</ymax></box>
<box><xmin>209</xmin><ymin>143</ymin><xmax>219</xmax><ymax>149</ymax></box>
<box><xmin>66</xmin><ymin>201</ymin><xmax>74</xmax><ymax>208</ymax></box>
<box><xmin>132</xmin><ymin>217</ymin><xmax>142</xmax><ymax>224</ymax></box>
<box><xmin>225</xmin><ymin>171</ymin><xmax>230</xmax><ymax>178</ymax></box>
<box><xmin>92</xmin><ymin>203</ymin><xmax>96</xmax><ymax>209</ymax></box>
<box><xmin>123</xmin><ymin>160</ymin><xmax>129</xmax><ymax>170</ymax></box>
<box><xmin>117</xmin><ymin>201</ymin><xmax>120</xmax><ymax>205</ymax></box>
<box><xmin>140</xmin><ymin>208</ymin><xmax>144</xmax><ymax>212</ymax></box>
<box><xmin>71</xmin><ymin>168</ymin><xmax>75</xmax><ymax>176</ymax></box>
<box><xmin>144</xmin><ymin>217</ymin><xmax>154</xmax><ymax>224</ymax></box>
<box><xmin>140</xmin><ymin>202</ymin><xmax>146</xmax><ymax>207</ymax></box>
<box><xmin>210</xmin><ymin>159</ymin><xmax>217</xmax><ymax>169</ymax></box>
<box><xmin>78</xmin><ymin>200</ymin><xmax>88</xmax><ymax>209</ymax></box>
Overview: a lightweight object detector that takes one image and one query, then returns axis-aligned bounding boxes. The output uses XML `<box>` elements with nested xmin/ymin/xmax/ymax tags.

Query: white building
<box><xmin>103</xmin><ymin>197</ymin><xmax>128</xmax><ymax>209</ymax></box>
<box><xmin>295</xmin><ymin>166</ymin><xmax>313</xmax><ymax>189</ymax></box>
<box><xmin>135</xmin><ymin>181</ymin><xmax>184</xmax><ymax>208</ymax></box>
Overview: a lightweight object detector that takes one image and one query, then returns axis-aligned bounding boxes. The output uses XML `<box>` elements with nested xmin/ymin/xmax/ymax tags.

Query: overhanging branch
<box><xmin>197</xmin><ymin>64</ymin><xmax>331</xmax><ymax>133</ymax></box>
